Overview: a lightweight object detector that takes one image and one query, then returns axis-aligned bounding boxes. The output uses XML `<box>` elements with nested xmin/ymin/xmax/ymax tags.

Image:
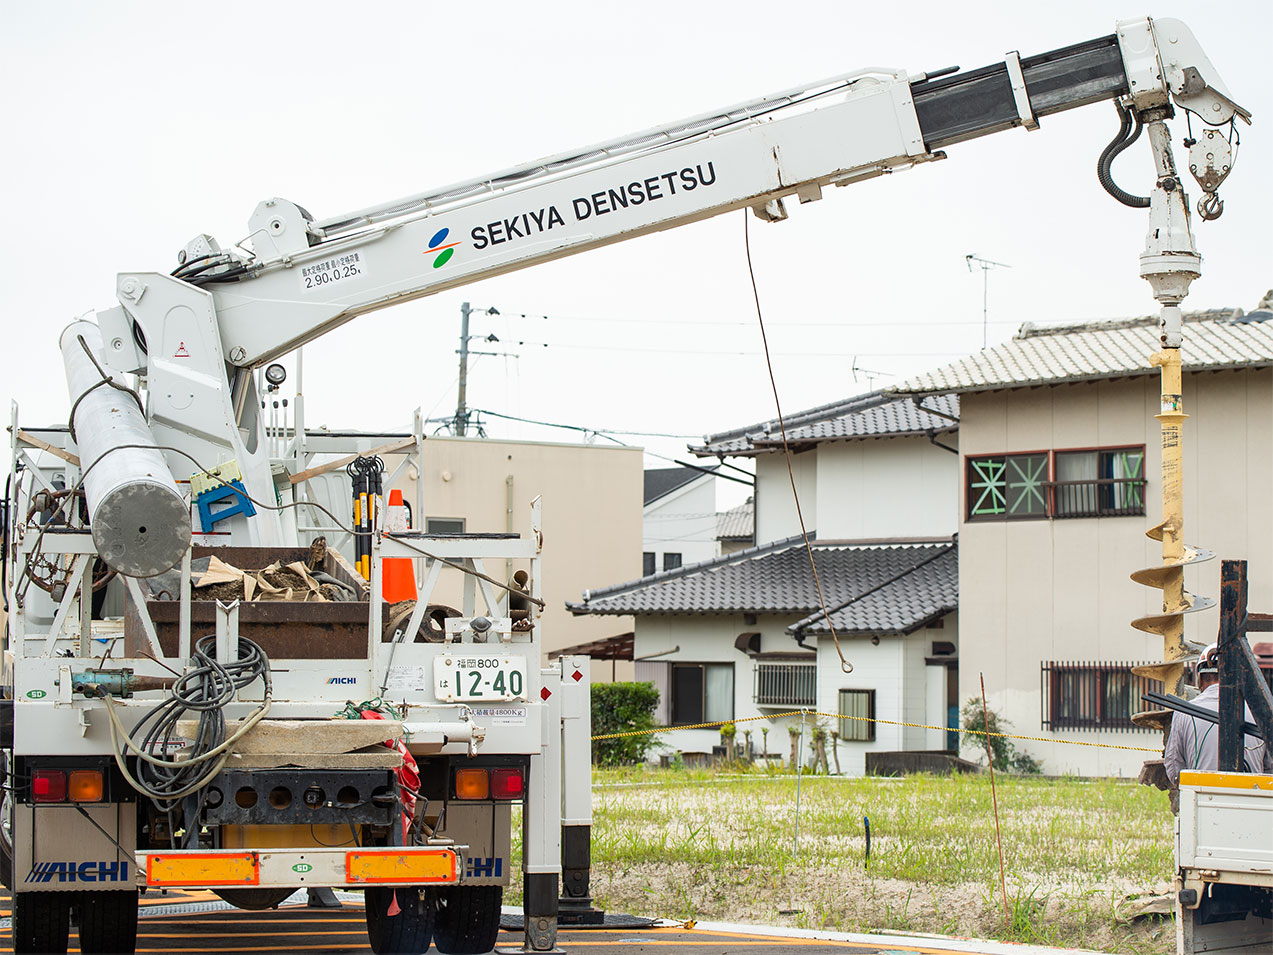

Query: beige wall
<box><xmin>958</xmin><ymin>368</ymin><xmax>1273</xmax><ymax>775</ymax></box>
<box><xmin>386</xmin><ymin>436</ymin><xmax>642</xmax><ymax>662</ymax></box>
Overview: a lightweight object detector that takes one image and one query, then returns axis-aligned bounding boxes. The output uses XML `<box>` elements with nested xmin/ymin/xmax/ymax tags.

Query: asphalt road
<box><xmin>0</xmin><ymin>890</ymin><xmax>1063</xmax><ymax>955</ymax></box>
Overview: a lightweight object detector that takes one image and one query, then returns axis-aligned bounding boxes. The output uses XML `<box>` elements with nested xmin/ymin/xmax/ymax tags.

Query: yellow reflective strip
<box><xmin>146</xmin><ymin>851</ymin><xmax>259</xmax><ymax>886</ymax></box>
<box><xmin>1180</xmin><ymin>770</ymin><xmax>1273</xmax><ymax>791</ymax></box>
<box><xmin>345</xmin><ymin>848</ymin><xmax>457</xmax><ymax>883</ymax></box>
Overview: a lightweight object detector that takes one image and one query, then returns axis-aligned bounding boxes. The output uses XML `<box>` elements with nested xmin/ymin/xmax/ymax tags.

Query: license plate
<box><xmin>434</xmin><ymin>655</ymin><xmax>527</xmax><ymax>702</ymax></box>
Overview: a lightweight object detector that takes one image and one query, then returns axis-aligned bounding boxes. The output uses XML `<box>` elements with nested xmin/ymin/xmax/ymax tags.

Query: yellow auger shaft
<box><xmin>1148</xmin><ymin>346</ymin><xmax>1189</xmax><ymax>698</ymax></box>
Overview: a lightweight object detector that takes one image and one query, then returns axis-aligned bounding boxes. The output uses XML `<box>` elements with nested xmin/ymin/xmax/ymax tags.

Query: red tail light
<box><xmin>33</xmin><ymin>770</ymin><xmax>67</xmax><ymax>802</ymax></box>
<box><xmin>491</xmin><ymin>767</ymin><xmax>525</xmax><ymax>800</ymax></box>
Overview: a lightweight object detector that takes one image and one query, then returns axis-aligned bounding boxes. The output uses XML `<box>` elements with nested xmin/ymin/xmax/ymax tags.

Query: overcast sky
<box><xmin>3</xmin><ymin>1</ymin><xmax>1268</xmax><ymax>509</ymax></box>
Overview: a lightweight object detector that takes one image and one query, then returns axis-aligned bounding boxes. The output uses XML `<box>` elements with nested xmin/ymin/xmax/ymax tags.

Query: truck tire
<box><xmin>12</xmin><ymin>891</ymin><xmax>70</xmax><ymax>954</ymax></box>
<box><xmin>432</xmin><ymin>885</ymin><xmax>503</xmax><ymax>954</ymax></box>
<box><xmin>77</xmin><ymin>889</ymin><xmax>138</xmax><ymax>954</ymax></box>
<box><xmin>364</xmin><ymin>886</ymin><xmax>433</xmax><ymax>955</ymax></box>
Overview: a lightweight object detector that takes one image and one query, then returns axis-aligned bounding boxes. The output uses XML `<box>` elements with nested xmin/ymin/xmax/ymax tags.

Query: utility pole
<box><xmin>454</xmin><ymin>302</ymin><xmax>500</xmax><ymax>436</ymax></box>
<box><xmin>455</xmin><ymin>301</ymin><xmax>472</xmax><ymax>436</ymax></box>
<box><xmin>965</xmin><ymin>253</ymin><xmax>1012</xmax><ymax>349</ymax></box>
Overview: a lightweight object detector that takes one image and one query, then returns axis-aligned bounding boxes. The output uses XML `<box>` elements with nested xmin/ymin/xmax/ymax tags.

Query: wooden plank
<box><xmin>289</xmin><ymin>438</ymin><xmax>416</xmax><ymax>485</ymax></box>
<box><xmin>16</xmin><ymin>430</ymin><xmax>80</xmax><ymax>467</ymax></box>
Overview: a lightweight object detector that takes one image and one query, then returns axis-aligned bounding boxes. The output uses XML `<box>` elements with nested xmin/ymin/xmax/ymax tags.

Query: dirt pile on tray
<box><xmin>192</xmin><ymin>556</ymin><xmax>348</xmax><ymax>603</ymax></box>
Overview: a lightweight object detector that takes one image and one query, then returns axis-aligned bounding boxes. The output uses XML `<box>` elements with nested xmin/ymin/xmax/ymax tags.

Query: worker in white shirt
<box><xmin>1164</xmin><ymin>643</ymin><xmax>1273</xmax><ymax>785</ymax></box>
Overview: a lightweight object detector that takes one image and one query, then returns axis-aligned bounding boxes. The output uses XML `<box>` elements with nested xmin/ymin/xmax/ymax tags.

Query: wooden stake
<box><xmin>981</xmin><ymin>673</ymin><xmax>1010</xmax><ymax>928</ymax></box>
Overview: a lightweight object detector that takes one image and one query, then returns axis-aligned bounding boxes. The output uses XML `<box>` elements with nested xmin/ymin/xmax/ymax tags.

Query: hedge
<box><xmin>590</xmin><ymin>681</ymin><xmax>660</xmax><ymax>765</ymax></box>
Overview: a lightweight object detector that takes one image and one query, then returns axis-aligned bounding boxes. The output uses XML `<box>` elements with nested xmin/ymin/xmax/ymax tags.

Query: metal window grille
<box><xmin>753</xmin><ymin>663</ymin><xmax>816</xmax><ymax>707</ymax></box>
<box><xmin>1040</xmin><ymin>661</ymin><xmax>1163</xmax><ymax>732</ymax></box>
<box><xmin>838</xmin><ymin>689</ymin><xmax>876</xmax><ymax>742</ymax></box>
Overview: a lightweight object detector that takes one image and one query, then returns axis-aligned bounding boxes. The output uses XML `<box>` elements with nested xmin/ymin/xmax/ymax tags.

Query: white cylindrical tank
<box><xmin>60</xmin><ymin>320</ymin><xmax>190</xmax><ymax>577</ymax></box>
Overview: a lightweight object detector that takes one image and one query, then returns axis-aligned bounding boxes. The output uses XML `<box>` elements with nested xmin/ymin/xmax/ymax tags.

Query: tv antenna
<box><xmin>965</xmin><ymin>253</ymin><xmax>1012</xmax><ymax>349</ymax></box>
<box><xmin>851</xmin><ymin>357</ymin><xmax>892</xmax><ymax>392</ymax></box>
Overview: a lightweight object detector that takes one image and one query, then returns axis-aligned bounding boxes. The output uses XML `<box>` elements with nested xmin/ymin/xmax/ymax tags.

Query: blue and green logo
<box><xmin>425</xmin><ymin>228</ymin><xmax>461</xmax><ymax>269</ymax></box>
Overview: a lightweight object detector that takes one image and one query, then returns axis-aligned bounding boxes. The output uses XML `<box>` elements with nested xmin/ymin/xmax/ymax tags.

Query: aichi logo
<box><xmin>425</xmin><ymin>227</ymin><xmax>461</xmax><ymax>269</ymax></box>
<box><xmin>327</xmin><ymin>676</ymin><xmax>358</xmax><ymax>685</ymax></box>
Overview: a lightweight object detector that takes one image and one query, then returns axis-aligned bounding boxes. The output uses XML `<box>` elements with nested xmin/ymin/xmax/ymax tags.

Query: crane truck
<box><xmin>2</xmin><ymin>14</ymin><xmax>1265</xmax><ymax>955</ymax></box>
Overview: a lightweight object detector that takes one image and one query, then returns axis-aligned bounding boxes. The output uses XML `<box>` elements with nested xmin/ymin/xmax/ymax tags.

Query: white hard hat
<box><xmin>1196</xmin><ymin>643</ymin><xmax>1220</xmax><ymax>676</ymax></box>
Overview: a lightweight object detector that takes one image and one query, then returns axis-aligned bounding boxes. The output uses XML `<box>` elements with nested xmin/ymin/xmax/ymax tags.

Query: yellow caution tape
<box><xmin>591</xmin><ymin>709</ymin><xmax>1159</xmax><ymax>754</ymax></box>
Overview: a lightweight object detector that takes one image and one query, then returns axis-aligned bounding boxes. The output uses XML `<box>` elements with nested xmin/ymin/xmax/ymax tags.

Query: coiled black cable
<box><xmin>1097</xmin><ymin>102</ymin><xmax>1150</xmax><ymax>208</ymax></box>
<box><xmin>108</xmin><ymin>634</ymin><xmax>272</xmax><ymax>810</ymax></box>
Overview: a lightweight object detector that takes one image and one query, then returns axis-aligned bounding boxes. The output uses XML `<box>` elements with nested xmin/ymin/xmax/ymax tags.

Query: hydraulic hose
<box><xmin>1097</xmin><ymin>102</ymin><xmax>1150</xmax><ymax>208</ymax></box>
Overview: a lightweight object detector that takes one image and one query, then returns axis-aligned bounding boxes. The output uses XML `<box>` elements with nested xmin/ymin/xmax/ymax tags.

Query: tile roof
<box><xmin>716</xmin><ymin>498</ymin><xmax>754</xmax><ymax>541</ymax></box>
<box><xmin>644</xmin><ymin>466</ymin><xmax>716</xmax><ymax>505</ymax></box>
<box><xmin>892</xmin><ymin>306</ymin><xmax>1273</xmax><ymax>397</ymax></box>
<box><xmin>788</xmin><ymin>548</ymin><xmax>957</xmax><ymax>637</ymax></box>
<box><xmin>568</xmin><ymin>536</ymin><xmax>956</xmax><ymax>635</ymax></box>
<box><xmin>691</xmin><ymin>391</ymin><xmax>959</xmax><ymax>457</ymax></box>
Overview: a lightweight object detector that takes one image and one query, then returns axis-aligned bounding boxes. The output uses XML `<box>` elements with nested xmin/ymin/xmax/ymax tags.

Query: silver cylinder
<box><xmin>61</xmin><ymin>321</ymin><xmax>190</xmax><ymax>577</ymax></box>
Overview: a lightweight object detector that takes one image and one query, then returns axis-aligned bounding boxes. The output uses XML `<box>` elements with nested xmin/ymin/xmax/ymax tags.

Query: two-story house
<box><xmin>570</xmin><ymin>391</ymin><xmax>961</xmax><ymax>771</ymax></box>
<box><xmin>642</xmin><ymin>466</ymin><xmax>720</xmax><ymax>575</ymax></box>
<box><xmin>891</xmin><ymin>302</ymin><xmax>1273</xmax><ymax>775</ymax></box>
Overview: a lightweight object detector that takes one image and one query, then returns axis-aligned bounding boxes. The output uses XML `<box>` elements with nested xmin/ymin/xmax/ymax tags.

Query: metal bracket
<box><xmin>1004</xmin><ymin>52</ymin><xmax>1038</xmax><ymax>130</ymax></box>
<box><xmin>216</xmin><ymin>599</ymin><xmax>241</xmax><ymax>666</ymax></box>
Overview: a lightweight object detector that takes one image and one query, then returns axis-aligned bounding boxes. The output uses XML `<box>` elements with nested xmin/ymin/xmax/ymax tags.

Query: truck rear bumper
<box><xmin>138</xmin><ymin>846</ymin><xmax>462</xmax><ymax>889</ymax></box>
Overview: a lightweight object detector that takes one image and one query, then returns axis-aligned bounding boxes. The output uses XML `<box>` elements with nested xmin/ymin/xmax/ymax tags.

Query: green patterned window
<box><xmin>967</xmin><ymin>453</ymin><xmax>1049</xmax><ymax>520</ymax></box>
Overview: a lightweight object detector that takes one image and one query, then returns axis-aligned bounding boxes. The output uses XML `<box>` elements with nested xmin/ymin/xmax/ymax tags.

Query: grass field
<box><xmin>511</xmin><ymin>768</ymin><xmax>1178</xmax><ymax>954</ymax></box>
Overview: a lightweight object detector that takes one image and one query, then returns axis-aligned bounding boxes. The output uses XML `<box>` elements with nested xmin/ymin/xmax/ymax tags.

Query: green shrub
<box><xmin>591</xmin><ymin>681</ymin><xmax>661</xmax><ymax>765</ymax></box>
<box><xmin>960</xmin><ymin>698</ymin><xmax>1043</xmax><ymax>774</ymax></box>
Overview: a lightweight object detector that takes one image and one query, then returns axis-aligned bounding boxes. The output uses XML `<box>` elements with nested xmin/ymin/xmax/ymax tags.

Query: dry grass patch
<box><xmin>510</xmin><ymin>769</ymin><xmax>1177</xmax><ymax>954</ymax></box>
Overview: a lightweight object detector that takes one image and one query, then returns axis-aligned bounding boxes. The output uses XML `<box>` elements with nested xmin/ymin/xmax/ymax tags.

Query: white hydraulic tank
<box><xmin>60</xmin><ymin>321</ymin><xmax>190</xmax><ymax>577</ymax></box>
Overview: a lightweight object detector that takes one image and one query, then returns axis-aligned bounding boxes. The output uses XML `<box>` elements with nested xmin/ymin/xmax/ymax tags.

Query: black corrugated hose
<box><xmin>1097</xmin><ymin>101</ymin><xmax>1151</xmax><ymax>208</ymax></box>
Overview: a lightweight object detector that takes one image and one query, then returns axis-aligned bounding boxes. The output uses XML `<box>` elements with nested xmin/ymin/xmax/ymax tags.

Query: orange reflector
<box><xmin>147</xmin><ymin>852</ymin><xmax>259</xmax><ymax>887</ymax></box>
<box><xmin>346</xmin><ymin>849</ymin><xmax>457</xmax><ymax>884</ymax></box>
<box><xmin>455</xmin><ymin>767</ymin><xmax>489</xmax><ymax>800</ymax></box>
<box><xmin>68</xmin><ymin>770</ymin><xmax>104</xmax><ymax>803</ymax></box>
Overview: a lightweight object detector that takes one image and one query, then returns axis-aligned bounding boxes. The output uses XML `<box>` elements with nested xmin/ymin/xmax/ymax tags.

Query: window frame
<box><xmin>965</xmin><ymin>445</ymin><xmax>1147</xmax><ymax>522</ymax></box>
<box><xmin>1040</xmin><ymin>660</ymin><xmax>1162</xmax><ymax>732</ymax></box>
<box><xmin>425</xmin><ymin>516</ymin><xmax>466</xmax><ymax>535</ymax></box>
<box><xmin>662</xmin><ymin>552</ymin><xmax>683</xmax><ymax>572</ymax></box>
<box><xmin>837</xmin><ymin>688</ymin><xmax>876</xmax><ymax>742</ymax></box>
<box><xmin>669</xmin><ymin>662</ymin><xmax>734</xmax><ymax>727</ymax></box>
<box><xmin>642</xmin><ymin>552</ymin><xmax>656</xmax><ymax>577</ymax></box>
<box><xmin>965</xmin><ymin>451</ymin><xmax>1051</xmax><ymax>522</ymax></box>
<box><xmin>1051</xmin><ymin>445</ymin><xmax>1146</xmax><ymax>519</ymax></box>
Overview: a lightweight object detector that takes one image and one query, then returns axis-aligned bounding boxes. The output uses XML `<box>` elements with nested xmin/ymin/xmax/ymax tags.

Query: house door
<box><xmin>946</xmin><ymin>664</ymin><xmax>959</xmax><ymax>752</ymax></box>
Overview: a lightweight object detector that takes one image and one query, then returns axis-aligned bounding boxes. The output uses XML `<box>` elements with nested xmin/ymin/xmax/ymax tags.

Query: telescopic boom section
<box><xmin>177</xmin><ymin>18</ymin><xmax>1239</xmax><ymax>369</ymax></box>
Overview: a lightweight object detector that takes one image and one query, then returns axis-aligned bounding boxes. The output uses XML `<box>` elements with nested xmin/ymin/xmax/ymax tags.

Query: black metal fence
<box><xmin>754</xmin><ymin>663</ymin><xmax>816</xmax><ymax>707</ymax></box>
<box><xmin>1040</xmin><ymin>660</ymin><xmax>1163</xmax><ymax>732</ymax></box>
<box><xmin>1051</xmin><ymin>478</ymin><xmax>1146</xmax><ymax>518</ymax></box>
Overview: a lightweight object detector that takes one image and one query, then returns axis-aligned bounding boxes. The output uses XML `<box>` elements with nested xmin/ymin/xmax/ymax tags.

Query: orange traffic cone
<box><xmin>382</xmin><ymin>489</ymin><xmax>417</xmax><ymax>603</ymax></box>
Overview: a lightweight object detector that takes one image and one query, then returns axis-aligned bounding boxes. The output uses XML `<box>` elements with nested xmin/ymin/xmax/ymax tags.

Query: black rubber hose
<box><xmin>1097</xmin><ymin>102</ymin><xmax>1151</xmax><ymax>208</ymax></box>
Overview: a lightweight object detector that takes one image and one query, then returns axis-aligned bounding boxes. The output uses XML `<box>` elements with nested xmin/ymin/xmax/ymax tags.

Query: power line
<box><xmin>490</xmin><ymin>340</ymin><xmax>972</xmax><ymax>358</ymax></box>
<box><xmin>471</xmin><ymin>407</ymin><xmax>700</xmax><ymax>439</ymax></box>
<box><xmin>498</xmin><ymin>308</ymin><xmax>1022</xmax><ymax>329</ymax></box>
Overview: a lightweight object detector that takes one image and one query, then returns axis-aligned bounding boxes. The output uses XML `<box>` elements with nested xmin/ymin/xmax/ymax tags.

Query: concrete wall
<box><xmin>814</xmin><ymin>437</ymin><xmax>959</xmax><ymax>541</ymax></box>
<box><xmin>958</xmin><ymin>368</ymin><xmax>1273</xmax><ymax>775</ymax></box>
<box><xmin>754</xmin><ymin>451</ymin><xmax>817</xmax><ymax>545</ymax></box>
<box><xmin>752</xmin><ymin>436</ymin><xmax>957</xmax><ymax>545</ymax></box>
<box><xmin>643</xmin><ymin>474</ymin><xmax>718</xmax><ymax>570</ymax></box>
